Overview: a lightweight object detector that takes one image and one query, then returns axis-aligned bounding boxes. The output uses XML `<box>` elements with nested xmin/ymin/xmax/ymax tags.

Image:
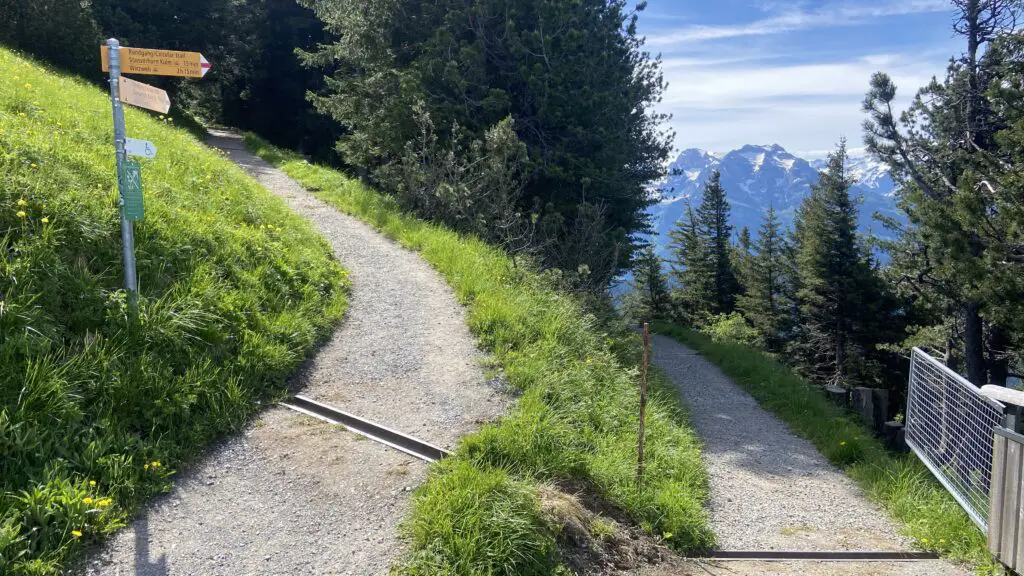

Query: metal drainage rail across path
<box><xmin>281</xmin><ymin>396</ymin><xmax>940</xmax><ymax>564</ymax></box>
<box><xmin>280</xmin><ymin>395</ymin><xmax>451</xmax><ymax>463</ymax></box>
<box><xmin>697</xmin><ymin>550</ymin><xmax>939</xmax><ymax>561</ymax></box>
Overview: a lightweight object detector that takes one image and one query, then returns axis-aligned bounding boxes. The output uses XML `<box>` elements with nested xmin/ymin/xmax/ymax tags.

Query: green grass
<box><xmin>0</xmin><ymin>49</ymin><xmax>348</xmax><ymax>574</ymax></box>
<box><xmin>244</xmin><ymin>134</ymin><xmax>715</xmax><ymax>574</ymax></box>
<box><xmin>653</xmin><ymin>323</ymin><xmax>1002</xmax><ymax>574</ymax></box>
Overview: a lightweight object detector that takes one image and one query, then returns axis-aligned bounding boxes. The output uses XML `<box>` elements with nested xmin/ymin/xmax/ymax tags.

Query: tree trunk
<box><xmin>989</xmin><ymin>323</ymin><xmax>1009</xmax><ymax>386</ymax></box>
<box><xmin>944</xmin><ymin>330</ymin><xmax>960</xmax><ymax>373</ymax></box>
<box><xmin>965</xmin><ymin>301</ymin><xmax>986</xmax><ymax>385</ymax></box>
<box><xmin>965</xmin><ymin>0</ymin><xmax>981</xmax><ymax>146</ymax></box>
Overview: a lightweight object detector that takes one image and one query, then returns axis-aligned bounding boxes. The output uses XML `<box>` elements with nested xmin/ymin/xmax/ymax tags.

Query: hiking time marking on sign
<box><xmin>101</xmin><ymin>46</ymin><xmax>212</xmax><ymax>78</ymax></box>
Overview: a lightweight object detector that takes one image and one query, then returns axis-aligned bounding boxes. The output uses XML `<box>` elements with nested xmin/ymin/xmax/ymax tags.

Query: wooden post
<box><xmin>637</xmin><ymin>323</ymin><xmax>650</xmax><ymax>488</ymax></box>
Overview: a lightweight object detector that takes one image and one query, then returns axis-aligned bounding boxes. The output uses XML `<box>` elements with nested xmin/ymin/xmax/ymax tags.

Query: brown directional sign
<box><xmin>118</xmin><ymin>77</ymin><xmax>171</xmax><ymax>114</ymax></box>
<box><xmin>101</xmin><ymin>46</ymin><xmax>211</xmax><ymax>78</ymax></box>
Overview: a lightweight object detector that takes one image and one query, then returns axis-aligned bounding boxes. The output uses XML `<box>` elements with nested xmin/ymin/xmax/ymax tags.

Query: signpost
<box><xmin>103</xmin><ymin>38</ymin><xmax>210</xmax><ymax>311</ymax></box>
<box><xmin>119</xmin><ymin>77</ymin><xmax>170</xmax><ymax>114</ymax></box>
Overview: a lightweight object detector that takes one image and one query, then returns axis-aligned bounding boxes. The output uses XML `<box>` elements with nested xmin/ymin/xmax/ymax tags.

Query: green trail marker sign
<box><xmin>119</xmin><ymin>160</ymin><xmax>144</xmax><ymax>221</ymax></box>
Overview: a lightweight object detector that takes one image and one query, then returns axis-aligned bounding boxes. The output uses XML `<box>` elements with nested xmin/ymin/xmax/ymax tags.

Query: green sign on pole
<box><xmin>119</xmin><ymin>159</ymin><xmax>144</xmax><ymax>221</ymax></box>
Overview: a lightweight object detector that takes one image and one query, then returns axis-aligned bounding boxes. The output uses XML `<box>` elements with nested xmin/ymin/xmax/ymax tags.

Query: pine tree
<box><xmin>624</xmin><ymin>245</ymin><xmax>671</xmax><ymax>323</ymax></box>
<box><xmin>738</xmin><ymin>208</ymin><xmax>792</xmax><ymax>352</ymax></box>
<box><xmin>791</xmin><ymin>141</ymin><xmax>877</xmax><ymax>386</ymax></box>
<box><xmin>668</xmin><ymin>206</ymin><xmax>712</xmax><ymax>323</ymax></box>
<box><xmin>862</xmin><ymin>0</ymin><xmax>1022</xmax><ymax>384</ymax></box>
<box><xmin>695</xmin><ymin>170</ymin><xmax>739</xmax><ymax>314</ymax></box>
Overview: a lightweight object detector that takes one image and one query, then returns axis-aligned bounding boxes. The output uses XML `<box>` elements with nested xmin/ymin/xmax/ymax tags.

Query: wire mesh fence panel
<box><xmin>906</xmin><ymin>347</ymin><xmax>1005</xmax><ymax>531</ymax></box>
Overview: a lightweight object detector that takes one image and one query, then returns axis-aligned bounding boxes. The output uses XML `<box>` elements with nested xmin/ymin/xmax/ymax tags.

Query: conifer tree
<box><xmin>668</xmin><ymin>206</ymin><xmax>712</xmax><ymax>323</ymax></box>
<box><xmin>791</xmin><ymin>141</ymin><xmax>876</xmax><ymax>386</ymax></box>
<box><xmin>738</xmin><ymin>208</ymin><xmax>792</xmax><ymax>352</ymax></box>
<box><xmin>863</xmin><ymin>0</ymin><xmax>1022</xmax><ymax>384</ymax></box>
<box><xmin>624</xmin><ymin>245</ymin><xmax>671</xmax><ymax>323</ymax></box>
<box><xmin>695</xmin><ymin>170</ymin><xmax>739</xmax><ymax>314</ymax></box>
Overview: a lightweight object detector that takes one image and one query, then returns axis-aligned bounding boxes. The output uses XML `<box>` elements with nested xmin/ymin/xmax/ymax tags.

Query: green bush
<box><xmin>245</xmin><ymin>134</ymin><xmax>716</xmax><ymax>574</ymax></box>
<box><xmin>0</xmin><ymin>50</ymin><xmax>347</xmax><ymax>574</ymax></box>
<box><xmin>703</xmin><ymin>312</ymin><xmax>760</xmax><ymax>347</ymax></box>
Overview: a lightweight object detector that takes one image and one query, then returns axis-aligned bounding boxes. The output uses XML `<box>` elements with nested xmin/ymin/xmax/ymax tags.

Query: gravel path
<box><xmin>651</xmin><ymin>335</ymin><xmax>969</xmax><ymax>575</ymax></box>
<box><xmin>79</xmin><ymin>131</ymin><xmax>507</xmax><ymax>575</ymax></box>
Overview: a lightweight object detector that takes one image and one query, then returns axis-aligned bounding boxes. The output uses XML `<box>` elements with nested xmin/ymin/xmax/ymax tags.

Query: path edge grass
<box><xmin>242</xmin><ymin>134</ymin><xmax>715</xmax><ymax>574</ymax></box>
<box><xmin>653</xmin><ymin>323</ymin><xmax>1001</xmax><ymax>574</ymax></box>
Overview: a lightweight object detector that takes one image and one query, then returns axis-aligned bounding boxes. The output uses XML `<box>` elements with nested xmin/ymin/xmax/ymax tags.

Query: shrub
<box><xmin>704</xmin><ymin>312</ymin><xmax>760</xmax><ymax>347</ymax></box>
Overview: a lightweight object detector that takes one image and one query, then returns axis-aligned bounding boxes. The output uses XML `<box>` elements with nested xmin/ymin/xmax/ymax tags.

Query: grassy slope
<box><xmin>653</xmin><ymin>324</ymin><xmax>1000</xmax><ymax>574</ymax></box>
<box><xmin>244</xmin><ymin>135</ymin><xmax>714</xmax><ymax>574</ymax></box>
<box><xmin>0</xmin><ymin>49</ymin><xmax>347</xmax><ymax>575</ymax></box>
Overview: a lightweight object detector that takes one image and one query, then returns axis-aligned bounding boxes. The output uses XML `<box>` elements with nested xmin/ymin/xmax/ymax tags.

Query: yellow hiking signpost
<box><xmin>101</xmin><ymin>46</ymin><xmax>212</xmax><ymax>78</ymax></box>
<box><xmin>118</xmin><ymin>76</ymin><xmax>171</xmax><ymax>114</ymax></box>
<box><xmin>102</xmin><ymin>38</ymin><xmax>211</xmax><ymax>310</ymax></box>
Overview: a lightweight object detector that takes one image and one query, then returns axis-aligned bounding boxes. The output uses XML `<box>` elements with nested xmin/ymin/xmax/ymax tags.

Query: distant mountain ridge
<box><xmin>646</xmin><ymin>144</ymin><xmax>901</xmax><ymax>258</ymax></box>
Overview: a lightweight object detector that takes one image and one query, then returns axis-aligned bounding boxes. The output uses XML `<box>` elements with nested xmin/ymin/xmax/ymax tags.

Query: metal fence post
<box><xmin>106</xmin><ymin>38</ymin><xmax>139</xmax><ymax>311</ymax></box>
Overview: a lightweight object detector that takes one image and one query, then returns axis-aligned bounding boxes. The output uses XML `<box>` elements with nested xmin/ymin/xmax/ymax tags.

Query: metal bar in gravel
<box><xmin>650</xmin><ymin>335</ymin><xmax>970</xmax><ymax>576</ymax></box>
<box><xmin>80</xmin><ymin>131</ymin><xmax>509</xmax><ymax>576</ymax></box>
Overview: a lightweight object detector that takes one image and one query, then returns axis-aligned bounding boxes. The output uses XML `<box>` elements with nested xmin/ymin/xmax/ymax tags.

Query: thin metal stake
<box><xmin>637</xmin><ymin>322</ymin><xmax>650</xmax><ymax>488</ymax></box>
<box><xmin>106</xmin><ymin>38</ymin><xmax>139</xmax><ymax>311</ymax></box>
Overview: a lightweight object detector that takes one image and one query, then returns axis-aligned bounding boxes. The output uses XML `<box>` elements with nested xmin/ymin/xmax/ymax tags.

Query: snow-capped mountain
<box><xmin>646</xmin><ymin>144</ymin><xmax>901</xmax><ymax>258</ymax></box>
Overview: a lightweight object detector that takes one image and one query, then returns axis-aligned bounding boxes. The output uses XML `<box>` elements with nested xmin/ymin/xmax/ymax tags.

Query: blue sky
<box><xmin>636</xmin><ymin>0</ymin><xmax>962</xmax><ymax>157</ymax></box>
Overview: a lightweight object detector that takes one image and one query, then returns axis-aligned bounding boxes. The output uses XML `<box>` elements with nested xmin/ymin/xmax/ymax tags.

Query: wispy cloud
<box><xmin>656</xmin><ymin>52</ymin><xmax>950</xmax><ymax>153</ymax></box>
<box><xmin>646</xmin><ymin>0</ymin><xmax>950</xmax><ymax>46</ymax></box>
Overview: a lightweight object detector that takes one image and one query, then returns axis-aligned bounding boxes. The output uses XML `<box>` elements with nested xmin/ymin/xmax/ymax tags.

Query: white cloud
<box><xmin>658</xmin><ymin>53</ymin><xmax>952</xmax><ymax>153</ymax></box>
<box><xmin>646</xmin><ymin>0</ymin><xmax>950</xmax><ymax>46</ymax></box>
<box><xmin>661</xmin><ymin>55</ymin><xmax>937</xmax><ymax>108</ymax></box>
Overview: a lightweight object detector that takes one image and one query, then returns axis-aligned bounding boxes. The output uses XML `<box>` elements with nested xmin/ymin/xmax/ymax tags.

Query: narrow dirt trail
<box><xmin>651</xmin><ymin>335</ymin><xmax>969</xmax><ymax>576</ymax></box>
<box><xmin>81</xmin><ymin>131</ymin><xmax>507</xmax><ymax>575</ymax></box>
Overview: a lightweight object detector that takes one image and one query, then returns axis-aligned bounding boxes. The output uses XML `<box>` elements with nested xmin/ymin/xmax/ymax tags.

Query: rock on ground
<box><xmin>78</xmin><ymin>131</ymin><xmax>508</xmax><ymax>575</ymax></box>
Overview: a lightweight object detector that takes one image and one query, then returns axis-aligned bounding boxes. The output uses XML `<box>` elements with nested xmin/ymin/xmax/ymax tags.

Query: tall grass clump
<box><xmin>0</xmin><ymin>49</ymin><xmax>347</xmax><ymax>574</ymax></box>
<box><xmin>653</xmin><ymin>323</ymin><xmax>1000</xmax><ymax>573</ymax></box>
<box><xmin>244</xmin><ymin>134</ymin><xmax>715</xmax><ymax>574</ymax></box>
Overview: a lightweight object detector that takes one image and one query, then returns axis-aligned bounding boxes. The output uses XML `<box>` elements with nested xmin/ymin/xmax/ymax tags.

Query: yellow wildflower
<box><xmin>83</xmin><ymin>497</ymin><xmax>93</xmax><ymax>505</ymax></box>
<box><xmin>144</xmin><ymin>463</ymin><xmax>149</xmax><ymax>470</ymax></box>
<box><xmin>16</xmin><ymin>211</ymin><xmax>26</xmax><ymax>218</ymax></box>
<box><xmin>840</xmin><ymin>441</ymin><xmax>846</xmax><ymax>446</ymax></box>
<box><xmin>98</xmin><ymin>498</ymin><xmax>112</xmax><ymax>507</ymax></box>
<box><xmin>89</xmin><ymin>480</ymin><xmax>96</xmax><ymax>487</ymax></box>
<box><xmin>151</xmin><ymin>461</ymin><xmax>162</xmax><ymax>468</ymax></box>
<box><xmin>17</xmin><ymin>199</ymin><xmax>26</xmax><ymax>206</ymax></box>
<box><xmin>30</xmin><ymin>163</ymin><xmax>37</xmax><ymax>168</ymax></box>
<box><xmin>71</xmin><ymin>530</ymin><xmax>82</xmax><ymax>538</ymax></box>
<box><xmin>41</xmin><ymin>217</ymin><xmax>49</xmax><ymax>224</ymax></box>
<box><xmin>24</xmin><ymin>83</ymin><xmax>30</xmax><ymax>88</ymax></box>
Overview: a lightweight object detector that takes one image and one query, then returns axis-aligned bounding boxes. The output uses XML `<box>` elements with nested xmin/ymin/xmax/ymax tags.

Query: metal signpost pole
<box><xmin>106</xmin><ymin>38</ymin><xmax>139</xmax><ymax>311</ymax></box>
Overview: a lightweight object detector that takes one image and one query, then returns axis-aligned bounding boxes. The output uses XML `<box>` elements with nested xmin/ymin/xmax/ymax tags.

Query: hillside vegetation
<box><xmin>0</xmin><ymin>49</ymin><xmax>347</xmax><ymax>574</ymax></box>
<box><xmin>245</xmin><ymin>134</ymin><xmax>714</xmax><ymax>574</ymax></box>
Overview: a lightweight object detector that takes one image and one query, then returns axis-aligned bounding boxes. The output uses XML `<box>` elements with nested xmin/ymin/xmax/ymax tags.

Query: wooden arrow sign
<box><xmin>118</xmin><ymin>77</ymin><xmax>171</xmax><ymax>114</ymax></box>
<box><xmin>101</xmin><ymin>46</ymin><xmax>211</xmax><ymax>78</ymax></box>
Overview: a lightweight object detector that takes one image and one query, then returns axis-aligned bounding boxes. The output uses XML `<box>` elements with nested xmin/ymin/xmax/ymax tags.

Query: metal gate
<box><xmin>906</xmin><ymin>348</ymin><xmax>1005</xmax><ymax>531</ymax></box>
